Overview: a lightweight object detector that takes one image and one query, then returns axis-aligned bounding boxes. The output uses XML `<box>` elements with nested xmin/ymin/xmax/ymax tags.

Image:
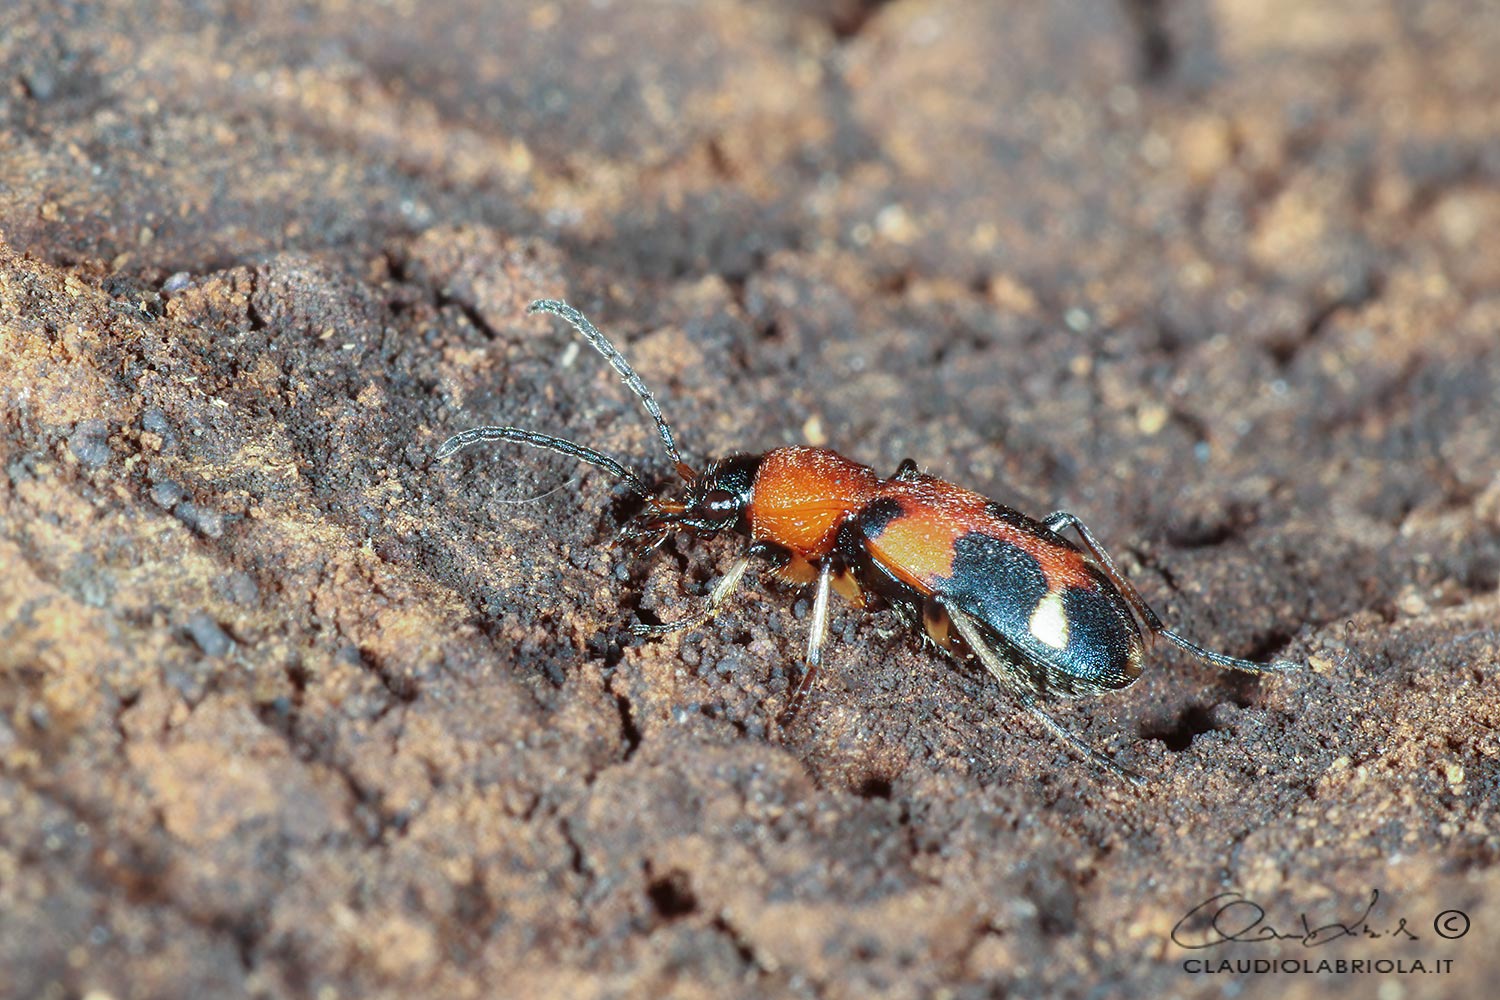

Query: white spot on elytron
<box><xmin>1028</xmin><ymin>591</ymin><xmax>1070</xmax><ymax>650</ymax></box>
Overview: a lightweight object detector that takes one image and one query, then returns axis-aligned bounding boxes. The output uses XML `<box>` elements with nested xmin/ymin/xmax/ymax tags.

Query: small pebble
<box><xmin>185</xmin><ymin>611</ymin><xmax>233</xmax><ymax>657</ymax></box>
<box><xmin>174</xmin><ymin>501</ymin><xmax>224</xmax><ymax>538</ymax></box>
<box><xmin>150</xmin><ymin>480</ymin><xmax>185</xmax><ymax>509</ymax></box>
<box><xmin>68</xmin><ymin>421</ymin><xmax>111</xmax><ymax>468</ymax></box>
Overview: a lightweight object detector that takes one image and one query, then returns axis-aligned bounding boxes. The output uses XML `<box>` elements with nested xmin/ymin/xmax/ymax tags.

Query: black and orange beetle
<box><xmin>439</xmin><ymin>299</ymin><xmax>1294</xmax><ymax>785</ymax></box>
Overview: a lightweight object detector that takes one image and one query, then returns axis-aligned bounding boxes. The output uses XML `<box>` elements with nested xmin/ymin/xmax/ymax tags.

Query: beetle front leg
<box><xmin>631</xmin><ymin>553</ymin><xmax>752</xmax><ymax>636</ymax></box>
<box><xmin>778</xmin><ymin>557</ymin><xmax>834</xmax><ymax>724</ymax></box>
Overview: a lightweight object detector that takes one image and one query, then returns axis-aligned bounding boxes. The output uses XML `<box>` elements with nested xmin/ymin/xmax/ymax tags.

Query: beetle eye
<box><xmin>702</xmin><ymin>488</ymin><xmax>737</xmax><ymax>514</ymax></box>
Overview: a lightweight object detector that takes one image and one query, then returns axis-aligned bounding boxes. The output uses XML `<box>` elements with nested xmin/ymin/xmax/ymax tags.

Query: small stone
<box><xmin>150</xmin><ymin>480</ymin><xmax>185</xmax><ymax>509</ymax></box>
<box><xmin>174</xmin><ymin>501</ymin><xmax>224</xmax><ymax>538</ymax></box>
<box><xmin>68</xmin><ymin>421</ymin><xmax>111</xmax><ymax>468</ymax></box>
<box><xmin>1136</xmin><ymin>404</ymin><xmax>1169</xmax><ymax>436</ymax></box>
<box><xmin>184</xmin><ymin>612</ymin><xmax>233</xmax><ymax>657</ymax></box>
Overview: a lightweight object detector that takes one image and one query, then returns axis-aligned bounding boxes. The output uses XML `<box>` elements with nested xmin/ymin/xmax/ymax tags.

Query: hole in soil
<box><xmin>1140</xmin><ymin>703</ymin><xmax>1218</xmax><ymax>752</ymax></box>
<box><xmin>647</xmin><ymin>869</ymin><xmax>698</xmax><ymax>920</ymax></box>
<box><xmin>827</xmin><ymin>0</ymin><xmax>896</xmax><ymax>39</ymax></box>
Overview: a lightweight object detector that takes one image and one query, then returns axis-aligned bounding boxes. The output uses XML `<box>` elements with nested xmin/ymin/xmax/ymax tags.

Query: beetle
<box><xmin>438</xmin><ymin>299</ymin><xmax>1294</xmax><ymax>785</ymax></box>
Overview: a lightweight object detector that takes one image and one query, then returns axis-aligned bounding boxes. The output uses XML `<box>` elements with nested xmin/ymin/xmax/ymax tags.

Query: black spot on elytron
<box><xmin>1057</xmin><ymin>581</ymin><xmax>1140</xmax><ymax>690</ymax></box>
<box><xmin>936</xmin><ymin>531</ymin><xmax>1049</xmax><ymax>644</ymax></box>
<box><xmin>984</xmin><ymin>501</ymin><xmax>1060</xmax><ymax>540</ymax></box>
<box><xmin>856</xmin><ymin>497</ymin><xmax>904</xmax><ymax>539</ymax></box>
<box><xmin>936</xmin><ymin>534</ymin><xmax>1142</xmax><ymax>694</ymax></box>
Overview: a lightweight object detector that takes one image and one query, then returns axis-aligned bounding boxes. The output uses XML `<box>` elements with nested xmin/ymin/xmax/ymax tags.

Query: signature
<box><xmin>1172</xmin><ymin>890</ymin><xmax>1420</xmax><ymax>949</ymax></box>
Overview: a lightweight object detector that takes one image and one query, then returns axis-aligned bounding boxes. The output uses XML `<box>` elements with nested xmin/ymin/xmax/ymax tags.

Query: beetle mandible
<box><xmin>438</xmin><ymin>299</ymin><xmax>1295</xmax><ymax>785</ymax></box>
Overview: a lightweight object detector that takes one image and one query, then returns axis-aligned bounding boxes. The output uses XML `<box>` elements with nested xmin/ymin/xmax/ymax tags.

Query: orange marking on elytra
<box><xmin>865</xmin><ymin>477</ymin><xmax>1095</xmax><ymax>594</ymax></box>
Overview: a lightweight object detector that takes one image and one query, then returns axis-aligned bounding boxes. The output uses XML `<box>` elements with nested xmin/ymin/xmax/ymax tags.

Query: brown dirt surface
<box><xmin>2</xmin><ymin>2</ymin><xmax>1498</xmax><ymax>998</ymax></box>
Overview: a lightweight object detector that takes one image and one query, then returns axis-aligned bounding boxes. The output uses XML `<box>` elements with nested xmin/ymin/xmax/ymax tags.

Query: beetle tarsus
<box><xmin>1159</xmin><ymin>628</ymin><xmax>1297</xmax><ymax>673</ymax></box>
<box><xmin>630</xmin><ymin>554</ymin><xmax>752</xmax><ymax>637</ymax></box>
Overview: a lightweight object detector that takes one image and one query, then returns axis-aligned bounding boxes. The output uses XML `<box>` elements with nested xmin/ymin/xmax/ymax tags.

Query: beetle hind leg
<box><xmin>1042</xmin><ymin>510</ymin><xmax>1295</xmax><ymax>674</ymax></box>
<box><xmin>1042</xmin><ymin>511</ymin><xmax>1163</xmax><ymax>632</ymax></box>
<box><xmin>1158</xmin><ymin>628</ymin><xmax>1295</xmax><ymax>673</ymax></box>
<box><xmin>944</xmin><ymin>601</ymin><xmax>1146</xmax><ymax>788</ymax></box>
<box><xmin>1015</xmin><ymin>693</ymin><xmax>1146</xmax><ymax>788</ymax></box>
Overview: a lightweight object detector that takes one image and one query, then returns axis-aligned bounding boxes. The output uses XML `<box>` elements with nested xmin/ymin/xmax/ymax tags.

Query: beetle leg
<box><xmin>779</xmin><ymin>558</ymin><xmax>835</xmax><ymax>724</ymax></box>
<box><xmin>944</xmin><ymin>601</ymin><xmax>1146</xmax><ymax>788</ymax></box>
<box><xmin>1041</xmin><ymin>511</ymin><xmax>1164</xmax><ymax>632</ymax></box>
<box><xmin>1042</xmin><ymin>511</ymin><xmax>1295</xmax><ymax>673</ymax></box>
<box><xmin>1158</xmin><ymin>628</ymin><xmax>1295</xmax><ymax>673</ymax></box>
<box><xmin>1012</xmin><ymin>692</ymin><xmax>1146</xmax><ymax>789</ymax></box>
<box><xmin>631</xmin><ymin>554</ymin><xmax>752</xmax><ymax>636</ymax></box>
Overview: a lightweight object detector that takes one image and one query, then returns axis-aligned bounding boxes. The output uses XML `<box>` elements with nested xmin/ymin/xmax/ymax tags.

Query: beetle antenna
<box><xmin>436</xmin><ymin>425</ymin><xmax>651</xmax><ymax>497</ymax></box>
<box><xmin>528</xmin><ymin>299</ymin><xmax>695</xmax><ymax>480</ymax></box>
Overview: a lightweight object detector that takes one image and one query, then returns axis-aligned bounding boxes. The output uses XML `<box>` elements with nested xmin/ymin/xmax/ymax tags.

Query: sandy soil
<box><xmin>1</xmin><ymin>2</ymin><xmax>1497</xmax><ymax>997</ymax></box>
